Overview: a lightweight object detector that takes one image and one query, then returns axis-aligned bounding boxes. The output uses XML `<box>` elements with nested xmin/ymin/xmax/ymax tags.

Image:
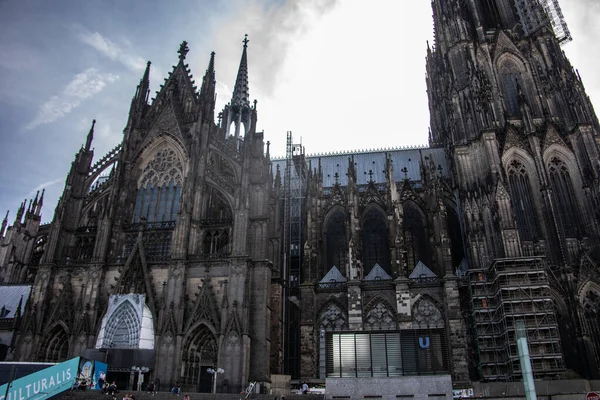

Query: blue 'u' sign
<box><xmin>419</xmin><ymin>336</ymin><xmax>430</xmax><ymax>349</ymax></box>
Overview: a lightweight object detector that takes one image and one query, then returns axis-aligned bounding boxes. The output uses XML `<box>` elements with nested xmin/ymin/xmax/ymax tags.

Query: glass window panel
<box><xmin>503</xmin><ymin>73</ymin><xmax>520</xmax><ymax>116</ymax></box>
<box><xmin>355</xmin><ymin>333</ymin><xmax>371</xmax><ymax>377</ymax></box>
<box><xmin>148</xmin><ymin>187</ymin><xmax>159</xmax><ymax>222</ymax></box>
<box><xmin>157</xmin><ymin>185</ymin><xmax>167</xmax><ymax>222</ymax></box>
<box><xmin>386</xmin><ymin>332</ymin><xmax>402</xmax><ymax>377</ymax></box>
<box><xmin>172</xmin><ymin>186</ymin><xmax>181</xmax><ymax>219</ymax></box>
<box><xmin>340</xmin><ymin>335</ymin><xmax>356</xmax><ymax>377</ymax></box>
<box><xmin>328</xmin><ymin>334</ymin><xmax>341</xmax><ymax>378</ymax></box>
<box><xmin>429</xmin><ymin>332</ymin><xmax>448</xmax><ymax>373</ymax></box>
<box><xmin>417</xmin><ymin>331</ymin><xmax>434</xmax><ymax>374</ymax></box>
<box><xmin>165</xmin><ymin>181</ymin><xmax>175</xmax><ymax>221</ymax></box>
<box><xmin>133</xmin><ymin>188</ymin><xmax>144</xmax><ymax>223</ymax></box>
<box><xmin>401</xmin><ymin>331</ymin><xmax>418</xmax><ymax>375</ymax></box>
<box><xmin>142</xmin><ymin>183</ymin><xmax>152</xmax><ymax>220</ymax></box>
<box><xmin>371</xmin><ymin>333</ymin><xmax>388</xmax><ymax>377</ymax></box>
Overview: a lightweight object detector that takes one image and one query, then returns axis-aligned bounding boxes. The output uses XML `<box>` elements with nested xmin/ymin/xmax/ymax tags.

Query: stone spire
<box><xmin>85</xmin><ymin>119</ymin><xmax>96</xmax><ymax>152</ymax></box>
<box><xmin>134</xmin><ymin>61</ymin><xmax>151</xmax><ymax>108</ymax></box>
<box><xmin>15</xmin><ymin>200</ymin><xmax>25</xmax><ymax>225</ymax></box>
<box><xmin>231</xmin><ymin>34</ymin><xmax>250</xmax><ymax>107</ymax></box>
<box><xmin>35</xmin><ymin>189</ymin><xmax>45</xmax><ymax>216</ymax></box>
<box><xmin>199</xmin><ymin>51</ymin><xmax>216</xmax><ymax>123</ymax></box>
<box><xmin>0</xmin><ymin>210</ymin><xmax>8</xmax><ymax>237</ymax></box>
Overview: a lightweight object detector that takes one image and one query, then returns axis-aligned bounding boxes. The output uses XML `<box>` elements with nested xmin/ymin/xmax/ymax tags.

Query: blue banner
<box><xmin>92</xmin><ymin>361</ymin><xmax>107</xmax><ymax>390</ymax></box>
<box><xmin>0</xmin><ymin>357</ymin><xmax>80</xmax><ymax>400</ymax></box>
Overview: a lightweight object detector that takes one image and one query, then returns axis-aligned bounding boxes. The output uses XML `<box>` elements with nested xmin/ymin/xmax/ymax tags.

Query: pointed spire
<box><xmin>199</xmin><ymin>51</ymin><xmax>216</xmax><ymax>123</ymax></box>
<box><xmin>134</xmin><ymin>61</ymin><xmax>151</xmax><ymax>108</ymax></box>
<box><xmin>15</xmin><ymin>295</ymin><xmax>24</xmax><ymax>318</ymax></box>
<box><xmin>15</xmin><ymin>199</ymin><xmax>25</xmax><ymax>224</ymax></box>
<box><xmin>35</xmin><ymin>189</ymin><xmax>45</xmax><ymax>216</ymax></box>
<box><xmin>32</xmin><ymin>190</ymin><xmax>39</xmax><ymax>209</ymax></box>
<box><xmin>142</xmin><ymin>60</ymin><xmax>151</xmax><ymax>83</ymax></box>
<box><xmin>1</xmin><ymin>210</ymin><xmax>8</xmax><ymax>237</ymax></box>
<box><xmin>85</xmin><ymin>119</ymin><xmax>96</xmax><ymax>151</ymax></box>
<box><xmin>231</xmin><ymin>34</ymin><xmax>250</xmax><ymax>107</ymax></box>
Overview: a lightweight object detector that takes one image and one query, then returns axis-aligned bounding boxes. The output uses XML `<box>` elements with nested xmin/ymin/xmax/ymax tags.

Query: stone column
<box><xmin>394</xmin><ymin>276</ymin><xmax>412</xmax><ymax>329</ymax></box>
<box><xmin>347</xmin><ymin>281</ymin><xmax>363</xmax><ymax>330</ymax></box>
<box><xmin>299</xmin><ymin>283</ymin><xmax>316</xmax><ymax>378</ymax></box>
<box><xmin>443</xmin><ymin>275</ymin><xmax>469</xmax><ymax>382</ymax></box>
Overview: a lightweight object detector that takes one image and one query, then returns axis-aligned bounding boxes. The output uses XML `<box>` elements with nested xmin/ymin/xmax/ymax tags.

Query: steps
<box><xmin>55</xmin><ymin>390</ymin><xmax>316</xmax><ymax>400</ymax></box>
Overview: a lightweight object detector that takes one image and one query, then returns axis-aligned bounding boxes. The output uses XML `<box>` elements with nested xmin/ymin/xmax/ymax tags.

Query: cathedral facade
<box><xmin>1</xmin><ymin>0</ymin><xmax>600</xmax><ymax>392</ymax></box>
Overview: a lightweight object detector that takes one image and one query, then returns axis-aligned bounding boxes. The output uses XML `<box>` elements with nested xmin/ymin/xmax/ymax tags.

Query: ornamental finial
<box><xmin>178</xmin><ymin>41</ymin><xmax>189</xmax><ymax>61</ymax></box>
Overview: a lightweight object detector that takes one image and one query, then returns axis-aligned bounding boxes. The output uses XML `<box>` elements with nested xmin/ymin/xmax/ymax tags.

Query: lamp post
<box><xmin>131</xmin><ymin>366</ymin><xmax>149</xmax><ymax>391</ymax></box>
<box><xmin>206</xmin><ymin>367</ymin><xmax>224</xmax><ymax>394</ymax></box>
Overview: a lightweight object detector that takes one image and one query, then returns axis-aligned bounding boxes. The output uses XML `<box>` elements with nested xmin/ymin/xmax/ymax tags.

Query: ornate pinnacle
<box><xmin>178</xmin><ymin>41</ymin><xmax>190</xmax><ymax>61</ymax></box>
<box><xmin>243</xmin><ymin>34</ymin><xmax>249</xmax><ymax>48</ymax></box>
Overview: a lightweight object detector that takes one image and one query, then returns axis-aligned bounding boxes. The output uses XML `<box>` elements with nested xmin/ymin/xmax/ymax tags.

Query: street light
<box><xmin>206</xmin><ymin>367</ymin><xmax>224</xmax><ymax>394</ymax></box>
<box><xmin>131</xmin><ymin>366</ymin><xmax>150</xmax><ymax>391</ymax></box>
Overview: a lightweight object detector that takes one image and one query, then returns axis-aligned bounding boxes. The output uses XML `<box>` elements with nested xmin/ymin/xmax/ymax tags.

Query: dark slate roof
<box><xmin>0</xmin><ymin>285</ymin><xmax>31</xmax><ymax>318</ymax></box>
<box><xmin>272</xmin><ymin>147</ymin><xmax>448</xmax><ymax>188</ymax></box>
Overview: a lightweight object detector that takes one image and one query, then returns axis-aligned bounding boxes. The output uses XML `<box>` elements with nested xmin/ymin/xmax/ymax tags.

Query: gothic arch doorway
<box><xmin>181</xmin><ymin>324</ymin><xmax>218</xmax><ymax>393</ymax></box>
<box><xmin>39</xmin><ymin>324</ymin><xmax>69</xmax><ymax>362</ymax></box>
<box><xmin>102</xmin><ymin>300</ymin><xmax>141</xmax><ymax>348</ymax></box>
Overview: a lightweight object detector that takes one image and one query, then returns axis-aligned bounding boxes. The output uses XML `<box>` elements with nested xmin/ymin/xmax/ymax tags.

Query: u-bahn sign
<box><xmin>587</xmin><ymin>392</ymin><xmax>600</xmax><ymax>400</ymax></box>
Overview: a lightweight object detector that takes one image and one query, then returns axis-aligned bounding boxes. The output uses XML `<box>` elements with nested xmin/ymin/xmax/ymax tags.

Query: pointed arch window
<box><xmin>39</xmin><ymin>325</ymin><xmax>69</xmax><ymax>362</ymax></box>
<box><xmin>324</xmin><ymin>208</ymin><xmax>347</xmax><ymax>271</ymax></box>
<box><xmin>507</xmin><ymin>160</ymin><xmax>540</xmax><ymax>241</ymax></box>
<box><xmin>498</xmin><ymin>59</ymin><xmax>526</xmax><ymax>117</ymax></box>
<box><xmin>134</xmin><ymin>148</ymin><xmax>184</xmax><ymax>223</ymax></box>
<box><xmin>202</xmin><ymin>187</ymin><xmax>233</xmax><ymax>256</ymax></box>
<box><xmin>548</xmin><ymin>157</ymin><xmax>580</xmax><ymax>237</ymax></box>
<box><xmin>180</xmin><ymin>324</ymin><xmax>217</xmax><ymax>387</ymax></box>
<box><xmin>402</xmin><ymin>202</ymin><xmax>429</xmax><ymax>271</ymax></box>
<box><xmin>364</xmin><ymin>302</ymin><xmax>396</xmax><ymax>331</ymax></box>
<box><xmin>361</xmin><ymin>207</ymin><xmax>390</xmax><ymax>276</ymax></box>
<box><xmin>480</xmin><ymin>0</ymin><xmax>502</xmax><ymax>29</ymax></box>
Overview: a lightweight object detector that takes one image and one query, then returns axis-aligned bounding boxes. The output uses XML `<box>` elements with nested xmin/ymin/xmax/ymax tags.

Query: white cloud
<box><xmin>27</xmin><ymin>178</ymin><xmax>63</xmax><ymax>196</ymax></box>
<box><xmin>76</xmin><ymin>26</ymin><xmax>147</xmax><ymax>72</ymax></box>
<box><xmin>26</xmin><ymin>68</ymin><xmax>119</xmax><ymax>130</ymax></box>
<box><xmin>202</xmin><ymin>0</ymin><xmax>433</xmax><ymax>156</ymax></box>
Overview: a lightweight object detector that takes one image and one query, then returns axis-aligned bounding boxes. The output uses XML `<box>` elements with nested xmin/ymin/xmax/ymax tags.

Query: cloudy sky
<box><xmin>0</xmin><ymin>0</ymin><xmax>599</xmax><ymax>223</ymax></box>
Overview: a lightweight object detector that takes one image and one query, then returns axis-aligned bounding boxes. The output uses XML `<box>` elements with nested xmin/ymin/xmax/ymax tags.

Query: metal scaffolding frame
<box><xmin>468</xmin><ymin>257</ymin><xmax>565</xmax><ymax>381</ymax></box>
<box><xmin>282</xmin><ymin>131</ymin><xmax>306</xmax><ymax>377</ymax></box>
<box><xmin>538</xmin><ymin>0</ymin><xmax>572</xmax><ymax>44</ymax></box>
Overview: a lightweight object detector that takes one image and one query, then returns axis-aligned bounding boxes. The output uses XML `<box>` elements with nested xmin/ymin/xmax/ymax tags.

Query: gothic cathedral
<box><xmin>1</xmin><ymin>0</ymin><xmax>599</xmax><ymax>392</ymax></box>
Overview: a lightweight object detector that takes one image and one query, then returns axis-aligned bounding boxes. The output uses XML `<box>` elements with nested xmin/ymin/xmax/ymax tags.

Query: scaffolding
<box><xmin>538</xmin><ymin>0</ymin><xmax>572</xmax><ymax>44</ymax></box>
<box><xmin>513</xmin><ymin>0</ymin><xmax>572</xmax><ymax>45</ymax></box>
<box><xmin>282</xmin><ymin>131</ymin><xmax>306</xmax><ymax>377</ymax></box>
<box><xmin>468</xmin><ymin>257</ymin><xmax>565</xmax><ymax>382</ymax></box>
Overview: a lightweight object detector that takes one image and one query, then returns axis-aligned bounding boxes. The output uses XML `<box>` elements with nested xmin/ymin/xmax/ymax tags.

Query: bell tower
<box><xmin>427</xmin><ymin>0</ymin><xmax>600</xmax><ymax>381</ymax></box>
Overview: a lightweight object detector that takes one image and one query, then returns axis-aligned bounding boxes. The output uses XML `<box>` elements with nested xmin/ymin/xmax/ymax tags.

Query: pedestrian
<box><xmin>301</xmin><ymin>382</ymin><xmax>308</xmax><ymax>395</ymax></box>
<box><xmin>171</xmin><ymin>382</ymin><xmax>181</xmax><ymax>396</ymax></box>
<box><xmin>147</xmin><ymin>380</ymin><xmax>155</xmax><ymax>395</ymax></box>
<box><xmin>98</xmin><ymin>371</ymin><xmax>106</xmax><ymax>391</ymax></box>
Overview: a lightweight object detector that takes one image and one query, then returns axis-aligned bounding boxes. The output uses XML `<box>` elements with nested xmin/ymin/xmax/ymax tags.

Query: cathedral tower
<box><xmin>6</xmin><ymin>38</ymin><xmax>281</xmax><ymax>393</ymax></box>
<box><xmin>426</xmin><ymin>0</ymin><xmax>600</xmax><ymax>380</ymax></box>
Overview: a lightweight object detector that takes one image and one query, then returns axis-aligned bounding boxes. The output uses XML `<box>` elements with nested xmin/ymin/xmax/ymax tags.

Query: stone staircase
<box><xmin>55</xmin><ymin>391</ymin><xmax>315</xmax><ymax>400</ymax></box>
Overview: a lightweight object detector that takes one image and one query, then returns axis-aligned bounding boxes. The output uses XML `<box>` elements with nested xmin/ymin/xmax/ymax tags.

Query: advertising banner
<box><xmin>0</xmin><ymin>357</ymin><xmax>80</xmax><ymax>400</ymax></box>
<box><xmin>92</xmin><ymin>362</ymin><xmax>107</xmax><ymax>390</ymax></box>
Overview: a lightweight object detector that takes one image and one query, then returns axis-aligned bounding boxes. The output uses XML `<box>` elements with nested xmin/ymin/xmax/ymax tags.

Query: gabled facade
<box><xmin>1</xmin><ymin>38</ymin><xmax>280</xmax><ymax>393</ymax></box>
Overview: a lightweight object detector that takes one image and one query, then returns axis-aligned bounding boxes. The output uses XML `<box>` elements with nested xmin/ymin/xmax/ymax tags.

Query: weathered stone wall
<box><xmin>325</xmin><ymin>375</ymin><xmax>452</xmax><ymax>400</ymax></box>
